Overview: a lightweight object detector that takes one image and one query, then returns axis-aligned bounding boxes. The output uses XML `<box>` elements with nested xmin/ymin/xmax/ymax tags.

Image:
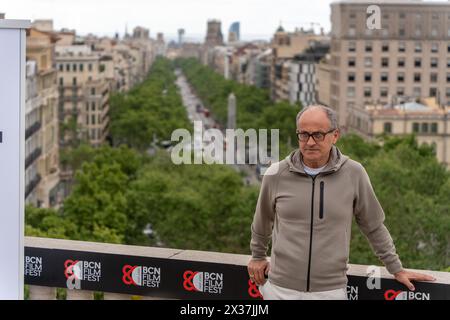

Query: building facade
<box><xmin>330</xmin><ymin>0</ymin><xmax>450</xmax><ymax>129</ymax></box>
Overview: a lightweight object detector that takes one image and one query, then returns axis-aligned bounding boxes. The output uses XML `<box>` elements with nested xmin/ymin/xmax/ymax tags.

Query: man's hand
<box><xmin>394</xmin><ymin>270</ymin><xmax>436</xmax><ymax>291</ymax></box>
<box><xmin>247</xmin><ymin>259</ymin><xmax>270</xmax><ymax>286</ymax></box>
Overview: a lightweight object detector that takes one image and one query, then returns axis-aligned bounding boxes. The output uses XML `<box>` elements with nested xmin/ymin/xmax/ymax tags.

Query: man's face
<box><xmin>297</xmin><ymin>108</ymin><xmax>339</xmax><ymax>165</ymax></box>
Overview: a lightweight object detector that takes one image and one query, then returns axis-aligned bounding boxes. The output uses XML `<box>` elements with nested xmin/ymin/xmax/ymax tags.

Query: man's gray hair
<box><xmin>296</xmin><ymin>104</ymin><xmax>339</xmax><ymax>130</ymax></box>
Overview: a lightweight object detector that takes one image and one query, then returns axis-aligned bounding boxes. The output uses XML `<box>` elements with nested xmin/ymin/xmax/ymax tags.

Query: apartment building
<box><xmin>55</xmin><ymin>44</ymin><xmax>110</xmax><ymax>147</ymax></box>
<box><xmin>271</xmin><ymin>25</ymin><xmax>329</xmax><ymax>102</ymax></box>
<box><xmin>330</xmin><ymin>0</ymin><xmax>450</xmax><ymax>129</ymax></box>
<box><xmin>26</xmin><ymin>26</ymin><xmax>61</xmax><ymax>208</ymax></box>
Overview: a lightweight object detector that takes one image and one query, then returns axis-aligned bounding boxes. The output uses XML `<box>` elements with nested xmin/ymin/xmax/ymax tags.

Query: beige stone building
<box><xmin>329</xmin><ymin>0</ymin><xmax>450</xmax><ymax>130</ymax></box>
<box><xmin>26</xmin><ymin>27</ymin><xmax>62</xmax><ymax>208</ymax></box>
<box><xmin>271</xmin><ymin>26</ymin><xmax>329</xmax><ymax>102</ymax></box>
<box><xmin>348</xmin><ymin>98</ymin><xmax>450</xmax><ymax>168</ymax></box>
<box><xmin>55</xmin><ymin>43</ymin><xmax>110</xmax><ymax>148</ymax></box>
<box><xmin>316</xmin><ymin>53</ymin><xmax>332</xmax><ymax>107</ymax></box>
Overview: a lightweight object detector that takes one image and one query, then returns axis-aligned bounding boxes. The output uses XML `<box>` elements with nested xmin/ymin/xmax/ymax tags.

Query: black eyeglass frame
<box><xmin>296</xmin><ymin>128</ymin><xmax>337</xmax><ymax>142</ymax></box>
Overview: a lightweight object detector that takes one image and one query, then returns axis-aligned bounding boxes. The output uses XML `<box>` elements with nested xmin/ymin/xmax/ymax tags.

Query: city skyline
<box><xmin>3</xmin><ymin>0</ymin><xmax>335</xmax><ymax>41</ymax></box>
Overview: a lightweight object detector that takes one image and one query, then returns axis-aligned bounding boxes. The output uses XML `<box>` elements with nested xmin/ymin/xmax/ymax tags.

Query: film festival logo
<box><xmin>64</xmin><ymin>259</ymin><xmax>102</xmax><ymax>290</ymax></box>
<box><xmin>25</xmin><ymin>256</ymin><xmax>42</xmax><ymax>277</ymax></box>
<box><xmin>122</xmin><ymin>265</ymin><xmax>161</xmax><ymax>288</ymax></box>
<box><xmin>171</xmin><ymin>121</ymin><xmax>279</xmax><ymax>174</ymax></box>
<box><xmin>248</xmin><ymin>279</ymin><xmax>263</xmax><ymax>299</ymax></box>
<box><xmin>384</xmin><ymin>289</ymin><xmax>431</xmax><ymax>301</ymax></box>
<box><xmin>183</xmin><ymin>270</ymin><xmax>224</xmax><ymax>294</ymax></box>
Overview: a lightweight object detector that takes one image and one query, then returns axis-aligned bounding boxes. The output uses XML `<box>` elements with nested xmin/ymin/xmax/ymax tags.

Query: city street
<box><xmin>175</xmin><ymin>69</ymin><xmax>260</xmax><ymax>186</ymax></box>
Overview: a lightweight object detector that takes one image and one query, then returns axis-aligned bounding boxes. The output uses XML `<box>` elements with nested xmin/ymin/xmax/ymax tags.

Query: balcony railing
<box><xmin>25</xmin><ymin>147</ymin><xmax>42</xmax><ymax>169</ymax></box>
<box><xmin>25</xmin><ymin>121</ymin><xmax>41</xmax><ymax>140</ymax></box>
<box><xmin>25</xmin><ymin>174</ymin><xmax>41</xmax><ymax>199</ymax></box>
<box><xmin>24</xmin><ymin>237</ymin><xmax>450</xmax><ymax>300</ymax></box>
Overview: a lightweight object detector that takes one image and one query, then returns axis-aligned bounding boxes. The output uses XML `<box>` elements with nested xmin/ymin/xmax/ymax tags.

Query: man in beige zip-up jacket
<box><xmin>248</xmin><ymin>105</ymin><xmax>435</xmax><ymax>300</ymax></box>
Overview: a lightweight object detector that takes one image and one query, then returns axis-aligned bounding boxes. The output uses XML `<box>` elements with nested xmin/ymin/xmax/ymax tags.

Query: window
<box><xmin>397</xmin><ymin>87</ymin><xmax>404</xmax><ymax>96</ymax></box>
<box><xmin>59</xmin><ymin>77</ymin><xmax>63</xmax><ymax>86</ymax></box>
<box><xmin>416</xmin><ymin>13</ymin><xmax>422</xmax><ymax>20</ymax></box>
<box><xmin>447</xmin><ymin>58</ymin><xmax>450</xmax><ymax>68</ymax></box>
<box><xmin>365</xmin><ymin>42</ymin><xmax>372</xmax><ymax>52</ymax></box>
<box><xmin>398</xmin><ymin>42</ymin><xmax>405</xmax><ymax>52</ymax></box>
<box><xmin>348</xmin><ymin>42</ymin><xmax>356</xmax><ymax>52</ymax></box>
<box><xmin>430</xmin><ymin>88</ymin><xmax>437</xmax><ymax>97</ymax></box>
<box><xmin>91</xmin><ymin>88</ymin><xmax>96</xmax><ymax>95</ymax></box>
<box><xmin>88</xmin><ymin>63</ymin><xmax>93</xmax><ymax>72</ymax></box>
<box><xmin>431</xmin><ymin>123</ymin><xmax>438</xmax><ymax>133</ymax></box>
<box><xmin>349</xmin><ymin>12</ymin><xmax>356</xmax><ymax>19</ymax></box>
<box><xmin>80</xmin><ymin>64</ymin><xmax>84</xmax><ymax>72</ymax></box>
<box><xmin>415</xmin><ymin>27</ymin><xmax>421</xmax><ymax>37</ymax></box>
<box><xmin>413</xmin><ymin>87</ymin><xmax>421</xmax><ymax>97</ymax></box>
<box><xmin>348</xmin><ymin>73</ymin><xmax>355</xmax><ymax>82</ymax></box>
<box><xmin>415</xmin><ymin>58</ymin><xmax>421</xmax><ymax>67</ymax></box>
<box><xmin>382</xmin><ymin>26</ymin><xmax>389</xmax><ymax>37</ymax></box>
<box><xmin>364</xmin><ymin>87</ymin><xmax>371</xmax><ymax>97</ymax></box>
<box><xmin>421</xmin><ymin>123</ymin><xmax>429</xmax><ymax>133</ymax></box>
<box><xmin>72</xmin><ymin>77</ymin><xmax>77</xmax><ymax>86</ymax></box>
<box><xmin>382</xmin><ymin>43</ymin><xmax>389</xmax><ymax>52</ymax></box>
<box><xmin>381</xmin><ymin>72</ymin><xmax>388</xmax><ymax>82</ymax></box>
<box><xmin>380</xmin><ymin>87</ymin><xmax>388</xmax><ymax>97</ymax></box>
<box><xmin>365</xmin><ymin>57</ymin><xmax>372</xmax><ymax>67</ymax></box>
<box><xmin>86</xmin><ymin>115</ymin><xmax>89</xmax><ymax>125</ymax></box>
<box><xmin>398</xmin><ymin>58</ymin><xmax>405</xmax><ymax>67</ymax></box>
<box><xmin>73</xmin><ymin>64</ymin><xmax>77</xmax><ymax>72</ymax></box>
<box><xmin>364</xmin><ymin>73</ymin><xmax>372</xmax><ymax>82</ymax></box>
<box><xmin>430</xmin><ymin>73</ymin><xmax>438</xmax><ymax>83</ymax></box>
<box><xmin>414</xmin><ymin>73</ymin><xmax>421</xmax><ymax>82</ymax></box>
<box><xmin>91</xmin><ymin>102</ymin><xmax>96</xmax><ymax>111</ymax></box>
<box><xmin>431</xmin><ymin>27</ymin><xmax>438</xmax><ymax>37</ymax></box>
<box><xmin>348</xmin><ymin>58</ymin><xmax>356</xmax><ymax>67</ymax></box>
<box><xmin>92</xmin><ymin>115</ymin><xmax>96</xmax><ymax>125</ymax></box>
<box><xmin>59</xmin><ymin>64</ymin><xmax>63</xmax><ymax>72</ymax></box>
<box><xmin>347</xmin><ymin>87</ymin><xmax>355</xmax><ymax>98</ymax></box>
<box><xmin>397</xmin><ymin>72</ymin><xmax>405</xmax><ymax>82</ymax></box>
<box><xmin>415</xmin><ymin>43</ymin><xmax>422</xmax><ymax>53</ymax></box>
<box><xmin>86</xmin><ymin>103</ymin><xmax>89</xmax><ymax>112</ymax></box>
<box><xmin>381</xmin><ymin>57</ymin><xmax>389</xmax><ymax>67</ymax></box>
<box><xmin>447</xmin><ymin>73</ymin><xmax>450</xmax><ymax>82</ymax></box>
<box><xmin>446</xmin><ymin>88</ymin><xmax>450</xmax><ymax>97</ymax></box>
<box><xmin>432</xmin><ymin>13</ymin><xmax>439</xmax><ymax>20</ymax></box>
<box><xmin>384</xmin><ymin>122</ymin><xmax>392</xmax><ymax>133</ymax></box>
<box><xmin>348</xmin><ymin>26</ymin><xmax>356</xmax><ymax>37</ymax></box>
<box><xmin>412</xmin><ymin>123</ymin><xmax>420</xmax><ymax>133</ymax></box>
<box><xmin>399</xmin><ymin>26</ymin><xmax>405</xmax><ymax>36</ymax></box>
<box><xmin>431</xmin><ymin>58</ymin><xmax>438</xmax><ymax>68</ymax></box>
<box><xmin>66</xmin><ymin>64</ymin><xmax>70</xmax><ymax>72</ymax></box>
<box><xmin>448</xmin><ymin>44</ymin><xmax>450</xmax><ymax>53</ymax></box>
<box><xmin>431</xmin><ymin>43</ymin><xmax>438</xmax><ymax>53</ymax></box>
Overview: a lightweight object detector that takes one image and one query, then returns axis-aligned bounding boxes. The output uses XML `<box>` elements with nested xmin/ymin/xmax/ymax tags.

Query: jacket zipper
<box><xmin>306</xmin><ymin>176</ymin><xmax>316</xmax><ymax>292</ymax></box>
<box><xmin>319</xmin><ymin>181</ymin><xmax>324</xmax><ymax>219</ymax></box>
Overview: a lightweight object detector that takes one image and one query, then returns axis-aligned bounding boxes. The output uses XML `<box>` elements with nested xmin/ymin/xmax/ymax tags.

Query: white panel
<box><xmin>0</xmin><ymin>27</ymin><xmax>25</xmax><ymax>299</ymax></box>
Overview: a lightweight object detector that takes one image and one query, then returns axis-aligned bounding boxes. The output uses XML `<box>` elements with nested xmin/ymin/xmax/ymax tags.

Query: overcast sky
<box><xmin>2</xmin><ymin>0</ymin><xmax>336</xmax><ymax>41</ymax></box>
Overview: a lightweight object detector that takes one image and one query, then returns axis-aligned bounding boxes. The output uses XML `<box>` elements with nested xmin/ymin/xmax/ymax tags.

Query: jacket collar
<box><xmin>286</xmin><ymin>145</ymin><xmax>348</xmax><ymax>176</ymax></box>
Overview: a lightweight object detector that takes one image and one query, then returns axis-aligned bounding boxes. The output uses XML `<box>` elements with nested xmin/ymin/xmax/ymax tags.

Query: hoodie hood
<box><xmin>286</xmin><ymin>145</ymin><xmax>349</xmax><ymax>175</ymax></box>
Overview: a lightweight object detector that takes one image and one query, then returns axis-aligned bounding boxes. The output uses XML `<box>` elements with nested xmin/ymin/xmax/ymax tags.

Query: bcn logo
<box><xmin>183</xmin><ymin>270</ymin><xmax>223</xmax><ymax>293</ymax></box>
<box><xmin>384</xmin><ymin>289</ymin><xmax>430</xmax><ymax>300</ymax></box>
<box><xmin>122</xmin><ymin>265</ymin><xmax>161</xmax><ymax>286</ymax></box>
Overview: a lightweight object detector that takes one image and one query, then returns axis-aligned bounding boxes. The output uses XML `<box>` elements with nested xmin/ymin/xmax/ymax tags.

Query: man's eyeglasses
<box><xmin>296</xmin><ymin>129</ymin><xmax>336</xmax><ymax>142</ymax></box>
